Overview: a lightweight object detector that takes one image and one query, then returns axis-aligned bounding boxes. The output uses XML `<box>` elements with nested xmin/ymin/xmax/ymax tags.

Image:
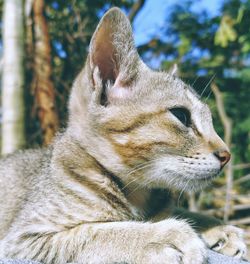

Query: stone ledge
<box><xmin>0</xmin><ymin>250</ymin><xmax>249</xmax><ymax>264</ymax></box>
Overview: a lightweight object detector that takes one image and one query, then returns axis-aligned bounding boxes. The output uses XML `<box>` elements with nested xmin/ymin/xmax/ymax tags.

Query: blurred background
<box><xmin>0</xmin><ymin>0</ymin><xmax>250</xmax><ymax>258</ymax></box>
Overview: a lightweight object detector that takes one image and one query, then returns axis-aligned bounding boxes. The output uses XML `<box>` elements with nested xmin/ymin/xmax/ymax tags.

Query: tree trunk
<box><xmin>211</xmin><ymin>82</ymin><xmax>233</xmax><ymax>222</ymax></box>
<box><xmin>32</xmin><ymin>0</ymin><xmax>59</xmax><ymax>145</ymax></box>
<box><xmin>1</xmin><ymin>0</ymin><xmax>25</xmax><ymax>155</ymax></box>
<box><xmin>128</xmin><ymin>0</ymin><xmax>146</xmax><ymax>23</ymax></box>
<box><xmin>188</xmin><ymin>192</ymin><xmax>198</xmax><ymax>212</ymax></box>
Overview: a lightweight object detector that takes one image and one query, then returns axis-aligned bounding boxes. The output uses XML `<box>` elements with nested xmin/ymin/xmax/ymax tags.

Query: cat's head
<box><xmin>68</xmin><ymin>7</ymin><xmax>230</xmax><ymax>192</ymax></box>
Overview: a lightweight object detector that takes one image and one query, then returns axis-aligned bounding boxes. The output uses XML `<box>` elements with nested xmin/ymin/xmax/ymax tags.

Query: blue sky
<box><xmin>133</xmin><ymin>0</ymin><xmax>223</xmax><ymax>46</ymax></box>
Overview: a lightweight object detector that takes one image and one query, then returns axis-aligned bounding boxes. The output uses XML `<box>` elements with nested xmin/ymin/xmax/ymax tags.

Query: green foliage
<box><xmin>178</xmin><ymin>34</ymin><xmax>191</xmax><ymax>57</ymax></box>
<box><xmin>215</xmin><ymin>15</ymin><xmax>237</xmax><ymax>47</ymax></box>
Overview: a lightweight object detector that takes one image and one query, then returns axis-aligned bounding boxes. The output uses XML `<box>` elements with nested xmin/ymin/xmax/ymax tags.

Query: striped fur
<box><xmin>0</xmin><ymin>7</ymin><xmax>246</xmax><ymax>263</ymax></box>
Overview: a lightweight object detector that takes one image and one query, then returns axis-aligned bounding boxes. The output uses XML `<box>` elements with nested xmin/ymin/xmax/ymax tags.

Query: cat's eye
<box><xmin>169</xmin><ymin>107</ymin><xmax>191</xmax><ymax>127</ymax></box>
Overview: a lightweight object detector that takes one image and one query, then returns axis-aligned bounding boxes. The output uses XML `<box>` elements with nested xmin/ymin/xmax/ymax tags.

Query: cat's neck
<box><xmin>124</xmin><ymin>185</ymin><xmax>151</xmax><ymax>217</ymax></box>
<box><xmin>53</xmin><ymin>134</ymin><xmax>172</xmax><ymax>220</ymax></box>
<box><xmin>124</xmin><ymin>184</ymin><xmax>173</xmax><ymax>219</ymax></box>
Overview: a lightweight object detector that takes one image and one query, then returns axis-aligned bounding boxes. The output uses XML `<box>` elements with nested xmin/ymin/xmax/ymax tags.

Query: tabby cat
<box><xmin>0</xmin><ymin>7</ymin><xmax>247</xmax><ymax>264</ymax></box>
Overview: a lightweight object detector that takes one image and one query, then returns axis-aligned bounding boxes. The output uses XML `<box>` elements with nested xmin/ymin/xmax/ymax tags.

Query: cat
<box><xmin>0</xmin><ymin>7</ymin><xmax>247</xmax><ymax>264</ymax></box>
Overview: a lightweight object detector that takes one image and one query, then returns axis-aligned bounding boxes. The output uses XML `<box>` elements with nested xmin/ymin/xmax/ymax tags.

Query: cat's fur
<box><xmin>0</xmin><ymin>7</ymin><xmax>247</xmax><ymax>264</ymax></box>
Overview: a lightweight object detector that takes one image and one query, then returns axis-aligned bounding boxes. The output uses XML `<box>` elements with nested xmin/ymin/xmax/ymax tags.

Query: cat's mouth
<box><xmin>177</xmin><ymin>169</ymin><xmax>222</xmax><ymax>191</ymax></box>
<box><xmin>195</xmin><ymin>173</ymin><xmax>220</xmax><ymax>181</ymax></box>
<box><xmin>144</xmin><ymin>155</ymin><xmax>222</xmax><ymax>190</ymax></box>
<box><xmin>165</xmin><ymin>167</ymin><xmax>221</xmax><ymax>191</ymax></box>
<box><xmin>183</xmin><ymin>168</ymin><xmax>221</xmax><ymax>182</ymax></box>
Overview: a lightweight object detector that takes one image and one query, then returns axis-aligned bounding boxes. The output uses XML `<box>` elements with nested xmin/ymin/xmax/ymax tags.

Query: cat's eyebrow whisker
<box><xmin>192</xmin><ymin>76</ymin><xmax>199</xmax><ymax>87</ymax></box>
<box><xmin>208</xmin><ymin>104</ymin><xmax>217</xmax><ymax>110</ymax></box>
<box><xmin>205</xmin><ymin>90</ymin><xmax>213</xmax><ymax>102</ymax></box>
<box><xmin>200</xmin><ymin>73</ymin><xmax>216</xmax><ymax>98</ymax></box>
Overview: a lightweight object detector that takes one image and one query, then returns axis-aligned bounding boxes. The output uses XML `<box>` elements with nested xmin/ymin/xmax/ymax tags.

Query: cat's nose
<box><xmin>213</xmin><ymin>149</ymin><xmax>231</xmax><ymax>168</ymax></box>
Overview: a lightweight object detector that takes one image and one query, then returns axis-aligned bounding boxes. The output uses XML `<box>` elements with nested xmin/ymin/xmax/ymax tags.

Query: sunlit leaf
<box><xmin>214</xmin><ymin>15</ymin><xmax>237</xmax><ymax>47</ymax></box>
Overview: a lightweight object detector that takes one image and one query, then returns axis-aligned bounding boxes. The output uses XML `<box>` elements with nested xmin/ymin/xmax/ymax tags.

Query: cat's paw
<box><xmin>141</xmin><ymin>219</ymin><xmax>206</xmax><ymax>264</ymax></box>
<box><xmin>201</xmin><ymin>225</ymin><xmax>247</xmax><ymax>259</ymax></box>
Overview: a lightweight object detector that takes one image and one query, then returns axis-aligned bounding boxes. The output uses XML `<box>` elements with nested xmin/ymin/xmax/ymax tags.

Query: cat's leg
<box><xmin>202</xmin><ymin>225</ymin><xmax>247</xmax><ymax>259</ymax></box>
<box><xmin>1</xmin><ymin>219</ymin><xmax>206</xmax><ymax>264</ymax></box>
<box><xmin>173</xmin><ymin>208</ymin><xmax>247</xmax><ymax>258</ymax></box>
<box><xmin>153</xmin><ymin>207</ymin><xmax>247</xmax><ymax>259</ymax></box>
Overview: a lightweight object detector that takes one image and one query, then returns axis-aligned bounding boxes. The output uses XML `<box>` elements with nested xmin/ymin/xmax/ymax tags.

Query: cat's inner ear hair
<box><xmin>90</xmin><ymin>25</ymin><xmax>118</xmax><ymax>84</ymax></box>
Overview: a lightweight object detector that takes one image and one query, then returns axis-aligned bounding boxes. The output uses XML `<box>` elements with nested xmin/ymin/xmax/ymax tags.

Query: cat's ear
<box><xmin>169</xmin><ymin>64</ymin><xmax>179</xmax><ymax>77</ymax></box>
<box><xmin>88</xmin><ymin>7</ymin><xmax>139</xmax><ymax>104</ymax></box>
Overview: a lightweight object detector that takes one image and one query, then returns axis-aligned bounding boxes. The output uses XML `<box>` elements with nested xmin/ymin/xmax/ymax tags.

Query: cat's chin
<box><xmin>145</xmin><ymin>168</ymin><xmax>221</xmax><ymax>192</ymax></box>
<box><xmin>174</xmin><ymin>172</ymin><xmax>221</xmax><ymax>192</ymax></box>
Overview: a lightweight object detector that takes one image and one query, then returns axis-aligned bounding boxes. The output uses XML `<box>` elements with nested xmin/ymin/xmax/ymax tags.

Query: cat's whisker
<box><xmin>208</xmin><ymin>104</ymin><xmax>217</xmax><ymax>110</ymax></box>
<box><xmin>205</xmin><ymin>90</ymin><xmax>213</xmax><ymax>102</ymax></box>
<box><xmin>125</xmin><ymin>162</ymin><xmax>155</xmax><ymax>177</ymax></box>
<box><xmin>177</xmin><ymin>178</ymin><xmax>191</xmax><ymax>207</ymax></box>
<box><xmin>127</xmin><ymin>182</ymin><xmax>144</xmax><ymax>197</ymax></box>
<box><xmin>122</xmin><ymin>163</ymin><xmax>156</xmax><ymax>190</ymax></box>
<box><xmin>127</xmin><ymin>171</ymin><xmax>158</xmax><ymax>197</ymax></box>
<box><xmin>122</xmin><ymin>157</ymin><xmax>186</xmax><ymax>193</ymax></box>
<box><xmin>200</xmin><ymin>73</ymin><xmax>216</xmax><ymax>98</ymax></box>
<box><xmin>121</xmin><ymin>178</ymin><xmax>139</xmax><ymax>191</ymax></box>
<box><xmin>191</xmin><ymin>76</ymin><xmax>199</xmax><ymax>87</ymax></box>
<box><xmin>121</xmin><ymin>176</ymin><xmax>144</xmax><ymax>191</ymax></box>
<box><xmin>128</xmin><ymin>160</ymin><xmax>155</xmax><ymax>171</ymax></box>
